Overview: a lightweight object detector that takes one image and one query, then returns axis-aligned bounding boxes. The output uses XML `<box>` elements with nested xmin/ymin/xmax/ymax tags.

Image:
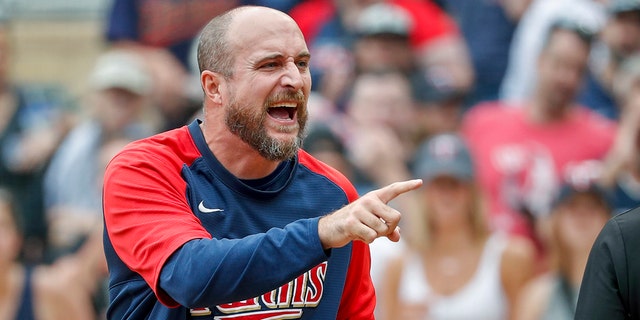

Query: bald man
<box><xmin>102</xmin><ymin>6</ymin><xmax>421</xmax><ymax>319</ymax></box>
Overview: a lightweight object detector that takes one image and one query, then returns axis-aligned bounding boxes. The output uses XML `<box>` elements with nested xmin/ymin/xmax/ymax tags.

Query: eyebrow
<box><xmin>297</xmin><ymin>52</ymin><xmax>311</xmax><ymax>60</ymax></box>
<box><xmin>260</xmin><ymin>52</ymin><xmax>311</xmax><ymax>61</ymax></box>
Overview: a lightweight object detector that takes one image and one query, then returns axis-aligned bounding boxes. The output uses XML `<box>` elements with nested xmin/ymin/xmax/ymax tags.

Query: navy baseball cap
<box><xmin>410</xmin><ymin>69</ymin><xmax>466</xmax><ymax>104</ymax></box>
<box><xmin>303</xmin><ymin>125</ymin><xmax>345</xmax><ymax>155</ymax></box>
<box><xmin>553</xmin><ymin>180</ymin><xmax>614</xmax><ymax>211</ymax></box>
<box><xmin>413</xmin><ymin>134</ymin><xmax>474</xmax><ymax>182</ymax></box>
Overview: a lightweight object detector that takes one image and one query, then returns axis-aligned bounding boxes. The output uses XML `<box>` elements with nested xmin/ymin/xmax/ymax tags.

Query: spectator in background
<box><xmin>302</xmin><ymin>124</ymin><xmax>367</xmax><ymax>189</ymax></box>
<box><xmin>340</xmin><ymin>2</ymin><xmax>418</xmax><ymax>105</ymax></box>
<box><xmin>411</xmin><ymin>67</ymin><xmax>467</xmax><ymax>142</ymax></box>
<box><xmin>289</xmin><ymin>0</ymin><xmax>473</xmax><ymax>106</ymax></box>
<box><xmin>514</xmin><ymin>178</ymin><xmax>613</xmax><ymax>320</ymax></box>
<box><xmin>0</xmin><ymin>189</ymin><xmax>107</xmax><ymax>320</ymax></box>
<box><xmin>145</xmin><ymin>48</ymin><xmax>202</xmax><ymax>132</ymax></box>
<box><xmin>337</xmin><ymin>71</ymin><xmax>424</xmax><ymax>317</ymax></box>
<box><xmin>43</xmin><ymin>49</ymin><xmax>154</xmax><ymax>258</ymax></box>
<box><xmin>599</xmin><ymin>53</ymin><xmax>640</xmax><ymax>213</ymax></box>
<box><xmin>437</xmin><ymin>0</ymin><xmax>532</xmax><ymax>107</ymax></box>
<box><xmin>381</xmin><ymin>134</ymin><xmax>535</xmax><ymax>320</ymax></box>
<box><xmin>351</xmin><ymin>1</ymin><xmax>473</xmax><ymax>101</ymax></box>
<box><xmin>577</xmin><ymin>0</ymin><xmax>640</xmax><ymax>120</ymax></box>
<box><xmin>461</xmin><ymin>19</ymin><xmax>617</xmax><ymax>266</ymax></box>
<box><xmin>351</xmin><ymin>2</ymin><xmax>415</xmax><ymax>72</ymax></box>
<box><xmin>500</xmin><ymin>0</ymin><xmax>606</xmax><ymax>103</ymax></box>
<box><xmin>0</xmin><ymin>20</ymin><xmax>73</xmax><ymax>264</ymax></box>
<box><xmin>337</xmin><ymin>70</ymin><xmax>417</xmax><ymax>194</ymax></box>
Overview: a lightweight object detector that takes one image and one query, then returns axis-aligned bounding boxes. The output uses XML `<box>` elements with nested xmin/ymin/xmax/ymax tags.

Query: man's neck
<box><xmin>201</xmin><ymin>121</ymin><xmax>281</xmax><ymax>180</ymax></box>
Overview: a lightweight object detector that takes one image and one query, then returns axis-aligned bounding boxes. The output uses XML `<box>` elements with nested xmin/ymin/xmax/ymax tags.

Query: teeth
<box><xmin>271</xmin><ymin>103</ymin><xmax>297</xmax><ymax>108</ymax></box>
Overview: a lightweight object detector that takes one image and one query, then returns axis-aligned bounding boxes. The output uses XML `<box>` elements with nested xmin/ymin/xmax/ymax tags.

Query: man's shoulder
<box><xmin>611</xmin><ymin>207</ymin><xmax>640</xmax><ymax>231</ymax></box>
<box><xmin>130</xmin><ymin>125</ymin><xmax>193</xmax><ymax>151</ymax></box>
<box><xmin>297</xmin><ymin>150</ymin><xmax>359</xmax><ymax>202</ymax></box>
<box><xmin>591</xmin><ymin>207</ymin><xmax>640</xmax><ymax>256</ymax></box>
<box><xmin>110</xmin><ymin>125</ymin><xmax>198</xmax><ymax>169</ymax></box>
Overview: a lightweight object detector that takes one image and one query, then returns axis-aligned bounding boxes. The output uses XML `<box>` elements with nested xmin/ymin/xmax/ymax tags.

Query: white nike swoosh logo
<box><xmin>198</xmin><ymin>201</ymin><xmax>224</xmax><ymax>213</ymax></box>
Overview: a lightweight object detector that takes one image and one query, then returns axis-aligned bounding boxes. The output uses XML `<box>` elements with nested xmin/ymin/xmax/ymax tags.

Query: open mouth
<box><xmin>267</xmin><ymin>103</ymin><xmax>298</xmax><ymax>121</ymax></box>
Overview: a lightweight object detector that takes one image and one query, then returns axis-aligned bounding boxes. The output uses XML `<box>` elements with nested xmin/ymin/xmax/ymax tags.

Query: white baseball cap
<box><xmin>89</xmin><ymin>49</ymin><xmax>152</xmax><ymax>96</ymax></box>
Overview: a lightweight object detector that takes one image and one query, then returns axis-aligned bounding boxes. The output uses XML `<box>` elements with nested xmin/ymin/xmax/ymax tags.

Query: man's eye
<box><xmin>297</xmin><ymin>61</ymin><xmax>309</xmax><ymax>68</ymax></box>
<box><xmin>262</xmin><ymin>62</ymin><xmax>279</xmax><ymax>68</ymax></box>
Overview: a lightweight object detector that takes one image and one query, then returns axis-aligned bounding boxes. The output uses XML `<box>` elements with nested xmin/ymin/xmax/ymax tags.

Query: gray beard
<box><xmin>225</xmin><ymin>95</ymin><xmax>307</xmax><ymax>161</ymax></box>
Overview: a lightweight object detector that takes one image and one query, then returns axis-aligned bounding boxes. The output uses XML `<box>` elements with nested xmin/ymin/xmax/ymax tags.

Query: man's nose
<box><xmin>281</xmin><ymin>61</ymin><xmax>304</xmax><ymax>90</ymax></box>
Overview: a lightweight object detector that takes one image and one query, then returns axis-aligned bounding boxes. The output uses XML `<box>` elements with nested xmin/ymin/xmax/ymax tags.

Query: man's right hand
<box><xmin>317</xmin><ymin>179</ymin><xmax>423</xmax><ymax>249</ymax></box>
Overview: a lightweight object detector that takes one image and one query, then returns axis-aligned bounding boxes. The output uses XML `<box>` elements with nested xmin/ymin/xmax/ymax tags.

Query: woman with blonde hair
<box><xmin>381</xmin><ymin>133</ymin><xmax>535</xmax><ymax>320</ymax></box>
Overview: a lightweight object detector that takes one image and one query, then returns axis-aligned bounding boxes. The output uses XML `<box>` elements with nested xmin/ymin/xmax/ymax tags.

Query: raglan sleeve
<box><xmin>574</xmin><ymin>217</ymin><xmax>629</xmax><ymax>319</ymax></box>
<box><xmin>103</xmin><ymin>147</ymin><xmax>213</xmax><ymax>306</ymax></box>
<box><xmin>332</xmin><ymin>173</ymin><xmax>376</xmax><ymax>320</ymax></box>
<box><xmin>336</xmin><ymin>240</ymin><xmax>376</xmax><ymax>319</ymax></box>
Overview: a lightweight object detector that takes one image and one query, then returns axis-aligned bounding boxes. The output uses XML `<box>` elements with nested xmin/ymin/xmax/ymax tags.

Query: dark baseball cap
<box><xmin>413</xmin><ymin>134</ymin><xmax>474</xmax><ymax>182</ymax></box>
<box><xmin>303</xmin><ymin>125</ymin><xmax>345</xmax><ymax>155</ymax></box>
<box><xmin>553</xmin><ymin>180</ymin><xmax>614</xmax><ymax>212</ymax></box>
<box><xmin>410</xmin><ymin>69</ymin><xmax>466</xmax><ymax>104</ymax></box>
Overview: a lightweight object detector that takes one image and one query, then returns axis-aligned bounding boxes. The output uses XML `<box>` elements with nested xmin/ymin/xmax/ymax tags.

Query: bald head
<box><xmin>197</xmin><ymin>6</ymin><xmax>303</xmax><ymax>78</ymax></box>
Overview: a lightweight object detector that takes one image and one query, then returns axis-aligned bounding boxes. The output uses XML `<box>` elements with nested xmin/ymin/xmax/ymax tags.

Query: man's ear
<box><xmin>201</xmin><ymin>70</ymin><xmax>223</xmax><ymax>105</ymax></box>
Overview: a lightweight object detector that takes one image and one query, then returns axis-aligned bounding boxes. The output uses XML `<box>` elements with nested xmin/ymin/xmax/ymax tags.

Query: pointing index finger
<box><xmin>374</xmin><ymin>179</ymin><xmax>423</xmax><ymax>204</ymax></box>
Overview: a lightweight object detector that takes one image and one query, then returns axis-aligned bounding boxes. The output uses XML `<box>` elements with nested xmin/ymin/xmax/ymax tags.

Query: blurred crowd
<box><xmin>1</xmin><ymin>0</ymin><xmax>640</xmax><ymax>319</ymax></box>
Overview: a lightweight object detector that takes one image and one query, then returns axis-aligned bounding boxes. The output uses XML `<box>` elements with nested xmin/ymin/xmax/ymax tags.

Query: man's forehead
<box><xmin>225</xmin><ymin>7</ymin><xmax>308</xmax><ymax>61</ymax></box>
<box><xmin>230</xmin><ymin>7</ymin><xmax>298</xmax><ymax>34</ymax></box>
<box><xmin>231</xmin><ymin>30</ymin><xmax>309</xmax><ymax>61</ymax></box>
